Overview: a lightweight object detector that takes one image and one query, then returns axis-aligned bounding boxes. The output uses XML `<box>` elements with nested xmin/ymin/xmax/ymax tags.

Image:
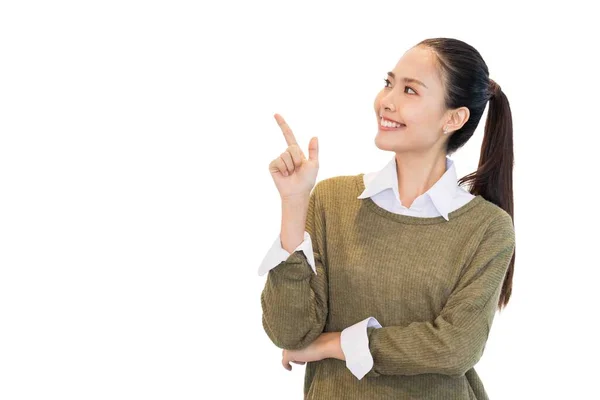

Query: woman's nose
<box><xmin>381</xmin><ymin>92</ymin><xmax>398</xmax><ymax>111</ymax></box>
<box><xmin>382</xmin><ymin>97</ymin><xmax>396</xmax><ymax>112</ymax></box>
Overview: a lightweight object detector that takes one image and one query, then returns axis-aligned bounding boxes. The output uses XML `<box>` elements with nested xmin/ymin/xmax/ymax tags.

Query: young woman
<box><xmin>258</xmin><ymin>37</ymin><xmax>515</xmax><ymax>399</ymax></box>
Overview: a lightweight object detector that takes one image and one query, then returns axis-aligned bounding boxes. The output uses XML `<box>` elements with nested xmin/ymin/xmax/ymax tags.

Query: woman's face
<box><xmin>373</xmin><ymin>45</ymin><xmax>451</xmax><ymax>155</ymax></box>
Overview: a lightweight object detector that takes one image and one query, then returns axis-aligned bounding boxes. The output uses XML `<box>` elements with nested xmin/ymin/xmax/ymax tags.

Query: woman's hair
<box><xmin>417</xmin><ymin>38</ymin><xmax>515</xmax><ymax>311</ymax></box>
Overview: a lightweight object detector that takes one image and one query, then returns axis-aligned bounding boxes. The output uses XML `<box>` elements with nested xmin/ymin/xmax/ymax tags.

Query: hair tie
<box><xmin>489</xmin><ymin>79</ymin><xmax>501</xmax><ymax>100</ymax></box>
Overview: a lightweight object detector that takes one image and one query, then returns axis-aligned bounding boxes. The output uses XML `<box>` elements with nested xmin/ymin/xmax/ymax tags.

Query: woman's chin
<box><xmin>374</xmin><ymin>131</ymin><xmax>408</xmax><ymax>153</ymax></box>
<box><xmin>374</xmin><ymin>134</ymin><xmax>405</xmax><ymax>151</ymax></box>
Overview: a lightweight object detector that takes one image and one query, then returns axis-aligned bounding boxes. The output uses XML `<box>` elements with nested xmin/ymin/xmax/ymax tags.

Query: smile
<box><xmin>379</xmin><ymin>118</ymin><xmax>406</xmax><ymax>130</ymax></box>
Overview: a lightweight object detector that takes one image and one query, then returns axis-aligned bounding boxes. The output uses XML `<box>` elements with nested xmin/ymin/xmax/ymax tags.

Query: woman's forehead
<box><xmin>391</xmin><ymin>47</ymin><xmax>441</xmax><ymax>89</ymax></box>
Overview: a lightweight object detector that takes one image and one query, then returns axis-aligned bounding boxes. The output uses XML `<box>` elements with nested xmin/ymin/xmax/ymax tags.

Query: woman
<box><xmin>258</xmin><ymin>37</ymin><xmax>515</xmax><ymax>399</ymax></box>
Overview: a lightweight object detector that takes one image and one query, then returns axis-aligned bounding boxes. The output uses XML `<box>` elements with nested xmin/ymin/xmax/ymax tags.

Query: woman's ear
<box><xmin>445</xmin><ymin>106</ymin><xmax>470</xmax><ymax>132</ymax></box>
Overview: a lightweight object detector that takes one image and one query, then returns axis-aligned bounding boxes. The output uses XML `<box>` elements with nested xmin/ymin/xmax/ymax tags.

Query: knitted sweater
<box><xmin>260</xmin><ymin>173</ymin><xmax>516</xmax><ymax>399</ymax></box>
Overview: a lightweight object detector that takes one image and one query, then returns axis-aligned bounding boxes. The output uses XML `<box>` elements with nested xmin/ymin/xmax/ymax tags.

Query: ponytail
<box><xmin>458</xmin><ymin>79</ymin><xmax>515</xmax><ymax>311</ymax></box>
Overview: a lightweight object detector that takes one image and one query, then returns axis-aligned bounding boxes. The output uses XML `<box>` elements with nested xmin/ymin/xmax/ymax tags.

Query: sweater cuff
<box><xmin>257</xmin><ymin>231</ymin><xmax>316</xmax><ymax>276</ymax></box>
<box><xmin>340</xmin><ymin>316</ymin><xmax>382</xmax><ymax>380</ymax></box>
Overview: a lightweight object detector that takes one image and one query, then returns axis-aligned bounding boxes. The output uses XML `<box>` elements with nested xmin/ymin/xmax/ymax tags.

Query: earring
<box><xmin>443</xmin><ymin>127</ymin><xmax>449</xmax><ymax>135</ymax></box>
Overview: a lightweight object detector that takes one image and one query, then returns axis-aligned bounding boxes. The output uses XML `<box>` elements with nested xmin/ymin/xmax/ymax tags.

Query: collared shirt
<box><xmin>358</xmin><ymin>155</ymin><xmax>475</xmax><ymax>221</ymax></box>
<box><xmin>258</xmin><ymin>155</ymin><xmax>476</xmax><ymax>379</ymax></box>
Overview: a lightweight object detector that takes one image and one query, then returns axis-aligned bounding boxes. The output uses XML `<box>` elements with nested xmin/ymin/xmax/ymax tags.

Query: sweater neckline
<box><xmin>355</xmin><ymin>173</ymin><xmax>485</xmax><ymax>225</ymax></box>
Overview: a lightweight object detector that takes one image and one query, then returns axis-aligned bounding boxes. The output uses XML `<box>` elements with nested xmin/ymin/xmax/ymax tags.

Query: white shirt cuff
<box><xmin>340</xmin><ymin>316</ymin><xmax>382</xmax><ymax>380</ymax></box>
<box><xmin>257</xmin><ymin>231</ymin><xmax>316</xmax><ymax>276</ymax></box>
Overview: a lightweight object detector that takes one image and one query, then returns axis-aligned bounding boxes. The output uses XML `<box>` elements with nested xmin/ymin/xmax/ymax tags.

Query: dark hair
<box><xmin>416</xmin><ymin>38</ymin><xmax>515</xmax><ymax>311</ymax></box>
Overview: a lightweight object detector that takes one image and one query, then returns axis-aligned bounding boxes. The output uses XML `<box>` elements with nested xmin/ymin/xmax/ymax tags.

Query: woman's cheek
<box><xmin>403</xmin><ymin>106</ymin><xmax>425</xmax><ymax>125</ymax></box>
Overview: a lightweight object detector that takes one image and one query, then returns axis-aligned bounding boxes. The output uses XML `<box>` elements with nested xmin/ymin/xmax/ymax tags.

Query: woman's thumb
<box><xmin>308</xmin><ymin>137</ymin><xmax>318</xmax><ymax>161</ymax></box>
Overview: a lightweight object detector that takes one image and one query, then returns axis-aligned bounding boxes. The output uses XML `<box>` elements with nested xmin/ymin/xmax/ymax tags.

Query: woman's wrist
<box><xmin>324</xmin><ymin>332</ymin><xmax>346</xmax><ymax>361</ymax></box>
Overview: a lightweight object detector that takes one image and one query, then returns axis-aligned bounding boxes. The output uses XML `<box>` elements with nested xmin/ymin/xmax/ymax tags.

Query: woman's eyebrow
<box><xmin>387</xmin><ymin>71</ymin><xmax>428</xmax><ymax>89</ymax></box>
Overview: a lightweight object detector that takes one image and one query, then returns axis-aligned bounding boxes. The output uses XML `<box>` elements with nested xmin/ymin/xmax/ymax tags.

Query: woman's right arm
<box><xmin>259</xmin><ymin>113</ymin><xmax>327</xmax><ymax>349</ymax></box>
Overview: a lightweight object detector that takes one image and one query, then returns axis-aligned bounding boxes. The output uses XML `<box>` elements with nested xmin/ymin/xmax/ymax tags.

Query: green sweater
<box><xmin>260</xmin><ymin>173</ymin><xmax>516</xmax><ymax>399</ymax></box>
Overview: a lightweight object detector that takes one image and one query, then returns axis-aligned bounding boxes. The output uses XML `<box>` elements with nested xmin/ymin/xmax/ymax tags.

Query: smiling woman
<box><xmin>259</xmin><ymin>37</ymin><xmax>514</xmax><ymax>400</ymax></box>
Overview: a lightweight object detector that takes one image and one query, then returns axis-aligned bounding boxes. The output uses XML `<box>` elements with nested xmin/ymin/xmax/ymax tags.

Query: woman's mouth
<box><xmin>379</xmin><ymin>117</ymin><xmax>406</xmax><ymax>131</ymax></box>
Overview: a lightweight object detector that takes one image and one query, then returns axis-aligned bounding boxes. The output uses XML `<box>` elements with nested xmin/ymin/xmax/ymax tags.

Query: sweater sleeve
<box><xmin>363</xmin><ymin>212</ymin><xmax>516</xmax><ymax>378</ymax></box>
<box><xmin>260</xmin><ymin>182</ymin><xmax>329</xmax><ymax>350</ymax></box>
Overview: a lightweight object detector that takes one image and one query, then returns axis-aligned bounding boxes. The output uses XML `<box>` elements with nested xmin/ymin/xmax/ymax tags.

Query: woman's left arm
<box><xmin>325</xmin><ymin>212</ymin><xmax>516</xmax><ymax>379</ymax></box>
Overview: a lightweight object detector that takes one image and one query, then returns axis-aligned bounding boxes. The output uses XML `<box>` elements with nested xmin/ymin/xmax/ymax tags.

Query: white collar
<box><xmin>357</xmin><ymin>156</ymin><xmax>459</xmax><ymax>220</ymax></box>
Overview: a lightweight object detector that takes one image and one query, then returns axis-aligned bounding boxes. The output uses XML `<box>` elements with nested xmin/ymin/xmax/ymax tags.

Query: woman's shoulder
<box><xmin>475</xmin><ymin>197</ymin><xmax>515</xmax><ymax>238</ymax></box>
<box><xmin>315</xmin><ymin>173</ymin><xmax>362</xmax><ymax>192</ymax></box>
<box><xmin>312</xmin><ymin>173</ymin><xmax>362</xmax><ymax>206</ymax></box>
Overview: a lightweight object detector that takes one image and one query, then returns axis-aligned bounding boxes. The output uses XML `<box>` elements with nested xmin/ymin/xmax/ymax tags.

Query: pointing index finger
<box><xmin>274</xmin><ymin>113</ymin><xmax>298</xmax><ymax>146</ymax></box>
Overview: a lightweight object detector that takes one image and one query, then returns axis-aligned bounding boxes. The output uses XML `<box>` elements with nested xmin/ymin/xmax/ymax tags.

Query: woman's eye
<box><xmin>383</xmin><ymin>79</ymin><xmax>416</xmax><ymax>95</ymax></box>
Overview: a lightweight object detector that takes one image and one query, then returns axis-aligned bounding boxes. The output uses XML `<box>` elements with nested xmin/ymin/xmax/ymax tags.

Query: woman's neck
<box><xmin>394</xmin><ymin>152</ymin><xmax>447</xmax><ymax>209</ymax></box>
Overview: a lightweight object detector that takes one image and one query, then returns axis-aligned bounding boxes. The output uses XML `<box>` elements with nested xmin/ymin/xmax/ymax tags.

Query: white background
<box><xmin>1</xmin><ymin>1</ymin><xmax>599</xmax><ymax>398</ymax></box>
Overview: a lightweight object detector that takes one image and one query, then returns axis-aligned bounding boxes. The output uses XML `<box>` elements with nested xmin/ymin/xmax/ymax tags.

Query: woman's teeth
<box><xmin>380</xmin><ymin>118</ymin><xmax>404</xmax><ymax>128</ymax></box>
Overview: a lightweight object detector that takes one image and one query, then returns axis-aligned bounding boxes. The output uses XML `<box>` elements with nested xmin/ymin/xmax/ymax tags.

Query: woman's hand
<box><xmin>281</xmin><ymin>332</ymin><xmax>344</xmax><ymax>371</ymax></box>
<box><xmin>268</xmin><ymin>113</ymin><xmax>319</xmax><ymax>201</ymax></box>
